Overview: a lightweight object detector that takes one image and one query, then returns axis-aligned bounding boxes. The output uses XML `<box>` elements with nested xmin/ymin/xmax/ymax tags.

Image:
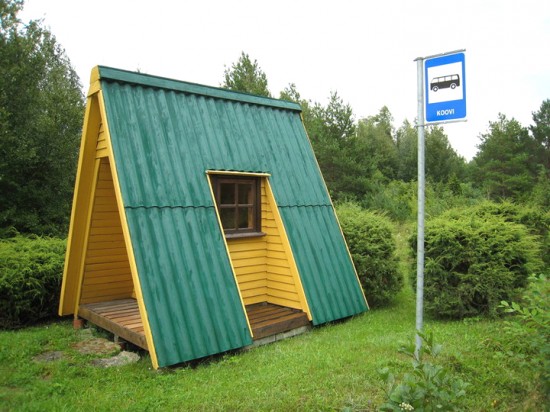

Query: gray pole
<box><xmin>415</xmin><ymin>57</ymin><xmax>425</xmax><ymax>355</ymax></box>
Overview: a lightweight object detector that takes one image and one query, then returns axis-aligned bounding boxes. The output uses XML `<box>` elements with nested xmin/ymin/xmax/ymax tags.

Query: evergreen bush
<box><xmin>442</xmin><ymin>201</ymin><xmax>550</xmax><ymax>267</ymax></box>
<box><xmin>336</xmin><ymin>202</ymin><xmax>402</xmax><ymax>307</ymax></box>
<box><xmin>412</xmin><ymin>209</ymin><xmax>543</xmax><ymax>319</ymax></box>
<box><xmin>0</xmin><ymin>236</ymin><xmax>66</xmax><ymax>329</ymax></box>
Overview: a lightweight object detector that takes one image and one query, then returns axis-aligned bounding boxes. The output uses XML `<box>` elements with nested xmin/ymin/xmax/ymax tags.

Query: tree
<box><xmin>303</xmin><ymin>91</ymin><xmax>373</xmax><ymax>199</ymax></box>
<box><xmin>530</xmin><ymin>99</ymin><xmax>550</xmax><ymax>174</ymax></box>
<box><xmin>395</xmin><ymin>120</ymin><xmax>418</xmax><ymax>182</ymax></box>
<box><xmin>425</xmin><ymin>126</ymin><xmax>466</xmax><ymax>183</ymax></box>
<box><xmin>222</xmin><ymin>52</ymin><xmax>271</xmax><ymax>97</ymax></box>
<box><xmin>322</xmin><ymin>91</ymin><xmax>356</xmax><ymax>140</ymax></box>
<box><xmin>472</xmin><ymin>114</ymin><xmax>538</xmax><ymax>200</ymax></box>
<box><xmin>280</xmin><ymin>83</ymin><xmax>315</xmax><ymax>136</ymax></box>
<box><xmin>357</xmin><ymin>106</ymin><xmax>398</xmax><ymax>181</ymax></box>
<box><xmin>395</xmin><ymin>121</ymin><xmax>465</xmax><ymax>183</ymax></box>
<box><xmin>0</xmin><ymin>0</ymin><xmax>84</xmax><ymax>235</ymax></box>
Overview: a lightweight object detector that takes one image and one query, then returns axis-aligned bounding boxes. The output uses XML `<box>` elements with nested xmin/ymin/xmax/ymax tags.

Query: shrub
<box><xmin>362</xmin><ymin>180</ymin><xmax>415</xmax><ymax>222</ymax></box>
<box><xmin>412</xmin><ymin>210</ymin><xmax>543</xmax><ymax>319</ymax></box>
<box><xmin>336</xmin><ymin>202</ymin><xmax>402</xmax><ymax>307</ymax></box>
<box><xmin>0</xmin><ymin>235</ymin><xmax>66</xmax><ymax>329</ymax></box>
<box><xmin>442</xmin><ymin>201</ymin><xmax>550</xmax><ymax>266</ymax></box>
<box><xmin>499</xmin><ymin>274</ymin><xmax>550</xmax><ymax>397</ymax></box>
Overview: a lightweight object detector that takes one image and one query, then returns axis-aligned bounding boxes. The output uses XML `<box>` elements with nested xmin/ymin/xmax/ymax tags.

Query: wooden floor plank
<box><xmin>253</xmin><ymin>312</ymin><xmax>304</xmax><ymax>329</ymax></box>
<box><xmin>247</xmin><ymin>308</ymin><xmax>290</xmax><ymax>322</ymax></box>
<box><xmin>99</xmin><ymin>307</ymin><xmax>140</xmax><ymax>317</ymax></box>
<box><xmin>108</xmin><ymin>313</ymin><xmax>142</xmax><ymax>323</ymax></box>
<box><xmin>248</xmin><ymin>305</ymin><xmax>275</xmax><ymax>317</ymax></box>
<box><xmin>248</xmin><ymin>306</ymin><xmax>295</xmax><ymax>319</ymax></box>
<box><xmin>78</xmin><ymin>299</ymin><xmax>147</xmax><ymax>350</ymax></box>
<box><xmin>245</xmin><ymin>302</ymin><xmax>310</xmax><ymax>340</ymax></box>
<box><xmin>83</xmin><ymin>299</ymin><xmax>135</xmax><ymax>311</ymax></box>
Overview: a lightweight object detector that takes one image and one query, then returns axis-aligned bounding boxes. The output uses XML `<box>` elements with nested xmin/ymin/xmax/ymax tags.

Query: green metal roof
<box><xmin>99</xmin><ymin>66</ymin><xmax>367</xmax><ymax>367</ymax></box>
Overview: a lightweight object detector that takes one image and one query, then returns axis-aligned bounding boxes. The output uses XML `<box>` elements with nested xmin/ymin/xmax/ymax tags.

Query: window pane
<box><xmin>238</xmin><ymin>183</ymin><xmax>253</xmax><ymax>205</ymax></box>
<box><xmin>238</xmin><ymin>207</ymin><xmax>253</xmax><ymax>229</ymax></box>
<box><xmin>220</xmin><ymin>208</ymin><xmax>236</xmax><ymax>230</ymax></box>
<box><xmin>220</xmin><ymin>183</ymin><xmax>235</xmax><ymax>205</ymax></box>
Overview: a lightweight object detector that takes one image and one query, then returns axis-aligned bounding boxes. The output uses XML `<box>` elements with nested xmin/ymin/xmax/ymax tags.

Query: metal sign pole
<box><xmin>415</xmin><ymin>56</ymin><xmax>425</xmax><ymax>355</ymax></box>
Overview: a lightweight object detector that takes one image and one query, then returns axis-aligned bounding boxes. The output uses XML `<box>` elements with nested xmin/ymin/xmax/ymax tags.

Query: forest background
<box><xmin>1</xmin><ymin>0</ymin><xmax>549</xmax><ymax>236</ymax></box>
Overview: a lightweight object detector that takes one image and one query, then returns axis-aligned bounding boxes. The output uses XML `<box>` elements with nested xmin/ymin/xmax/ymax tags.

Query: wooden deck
<box><xmin>246</xmin><ymin>303</ymin><xmax>310</xmax><ymax>339</ymax></box>
<box><xmin>78</xmin><ymin>299</ymin><xmax>310</xmax><ymax>351</ymax></box>
<box><xmin>78</xmin><ymin>299</ymin><xmax>148</xmax><ymax>350</ymax></box>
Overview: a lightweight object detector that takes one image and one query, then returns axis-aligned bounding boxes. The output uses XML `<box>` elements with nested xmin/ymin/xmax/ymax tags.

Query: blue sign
<box><xmin>425</xmin><ymin>52</ymin><xmax>466</xmax><ymax>123</ymax></box>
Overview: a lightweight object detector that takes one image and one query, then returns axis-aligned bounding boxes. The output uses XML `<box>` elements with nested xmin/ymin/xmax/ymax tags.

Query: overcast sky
<box><xmin>20</xmin><ymin>0</ymin><xmax>550</xmax><ymax>160</ymax></box>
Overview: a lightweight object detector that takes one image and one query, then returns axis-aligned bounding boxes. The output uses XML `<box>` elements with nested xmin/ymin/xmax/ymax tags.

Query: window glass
<box><xmin>238</xmin><ymin>183</ymin><xmax>253</xmax><ymax>204</ymax></box>
<box><xmin>220</xmin><ymin>183</ymin><xmax>235</xmax><ymax>205</ymax></box>
<box><xmin>238</xmin><ymin>207</ymin><xmax>253</xmax><ymax>229</ymax></box>
<box><xmin>220</xmin><ymin>208</ymin><xmax>236</xmax><ymax>230</ymax></box>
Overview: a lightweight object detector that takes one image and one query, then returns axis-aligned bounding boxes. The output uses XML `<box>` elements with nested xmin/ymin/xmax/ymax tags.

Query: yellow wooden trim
<box><xmin>72</xmin><ymin>158</ymin><xmax>101</xmax><ymax>316</ymax></box>
<box><xmin>88</xmin><ymin>80</ymin><xmax>101</xmax><ymax>97</ymax></box>
<box><xmin>59</xmin><ymin>93</ymin><xmax>104</xmax><ymax>315</ymax></box>
<box><xmin>97</xmin><ymin>89</ymin><xmax>160</xmax><ymax>370</ymax></box>
<box><xmin>298</xmin><ymin>113</ymin><xmax>369</xmax><ymax>310</ymax></box>
<box><xmin>59</xmin><ymin>100</ymin><xmax>89</xmax><ymax>315</ymax></box>
<box><xmin>205</xmin><ymin>174</ymin><xmax>253</xmax><ymax>337</ymax></box>
<box><xmin>90</xmin><ymin>66</ymin><xmax>100</xmax><ymax>83</ymax></box>
<box><xmin>95</xmin><ymin>147</ymin><xmax>109</xmax><ymax>158</ymax></box>
<box><xmin>264</xmin><ymin>178</ymin><xmax>312</xmax><ymax>320</ymax></box>
<box><xmin>206</xmin><ymin>170</ymin><xmax>271</xmax><ymax>177</ymax></box>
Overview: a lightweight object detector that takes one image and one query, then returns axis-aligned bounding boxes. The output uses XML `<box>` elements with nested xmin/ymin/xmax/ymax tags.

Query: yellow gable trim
<box><xmin>206</xmin><ymin>170</ymin><xmax>271</xmax><ymax>177</ymax></box>
<box><xmin>59</xmin><ymin>94</ymin><xmax>103</xmax><ymax>315</ymax></box>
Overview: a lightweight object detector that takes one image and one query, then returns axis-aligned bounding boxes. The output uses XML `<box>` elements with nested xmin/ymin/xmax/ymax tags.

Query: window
<box><xmin>212</xmin><ymin>176</ymin><xmax>262</xmax><ymax>237</ymax></box>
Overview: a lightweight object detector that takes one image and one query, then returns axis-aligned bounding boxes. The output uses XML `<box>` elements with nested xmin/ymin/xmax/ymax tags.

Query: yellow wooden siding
<box><xmin>263</xmin><ymin>186</ymin><xmax>303</xmax><ymax>310</ymax></box>
<box><xmin>95</xmin><ymin>123</ymin><xmax>108</xmax><ymax>158</ymax></box>
<box><xmin>226</xmin><ymin>180</ymin><xmax>307</xmax><ymax>312</ymax></box>
<box><xmin>227</xmin><ymin>235</ymin><xmax>268</xmax><ymax>305</ymax></box>
<box><xmin>80</xmin><ymin>158</ymin><xmax>133</xmax><ymax>304</ymax></box>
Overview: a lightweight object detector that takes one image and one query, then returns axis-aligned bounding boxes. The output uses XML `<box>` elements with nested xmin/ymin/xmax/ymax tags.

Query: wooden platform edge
<box><xmin>78</xmin><ymin>305</ymin><xmax>148</xmax><ymax>350</ymax></box>
<box><xmin>245</xmin><ymin>324</ymin><xmax>311</xmax><ymax>350</ymax></box>
<box><xmin>252</xmin><ymin>313</ymin><xmax>310</xmax><ymax>339</ymax></box>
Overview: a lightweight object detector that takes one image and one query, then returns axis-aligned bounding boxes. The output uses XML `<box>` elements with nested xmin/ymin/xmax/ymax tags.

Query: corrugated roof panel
<box><xmin>101</xmin><ymin>79</ymin><xmax>330</xmax><ymax>208</ymax></box>
<box><xmin>279</xmin><ymin>205</ymin><xmax>368</xmax><ymax>325</ymax></box>
<box><xmin>125</xmin><ymin>207</ymin><xmax>252</xmax><ymax>367</ymax></box>
<box><xmin>99</xmin><ymin>67</ymin><xmax>367</xmax><ymax>366</ymax></box>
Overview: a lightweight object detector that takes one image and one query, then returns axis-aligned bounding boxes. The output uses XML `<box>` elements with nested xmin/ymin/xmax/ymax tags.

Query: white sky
<box><xmin>20</xmin><ymin>0</ymin><xmax>550</xmax><ymax>160</ymax></box>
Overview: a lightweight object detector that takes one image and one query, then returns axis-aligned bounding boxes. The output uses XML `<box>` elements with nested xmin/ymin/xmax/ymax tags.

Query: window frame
<box><xmin>211</xmin><ymin>175</ymin><xmax>263</xmax><ymax>238</ymax></box>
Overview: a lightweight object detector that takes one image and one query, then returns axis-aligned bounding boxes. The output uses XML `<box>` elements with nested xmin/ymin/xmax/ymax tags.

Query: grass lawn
<box><xmin>0</xmin><ymin>285</ymin><xmax>543</xmax><ymax>412</ymax></box>
<box><xmin>0</xmin><ymin>224</ymin><xmax>545</xmax><ymax>410</ymax></box>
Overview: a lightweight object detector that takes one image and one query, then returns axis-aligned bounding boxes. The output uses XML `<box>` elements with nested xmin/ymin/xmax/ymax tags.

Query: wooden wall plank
<box><xmin>80</xmin><ymin>158</ymin><xmax>133</xmax><ymax>304</ymax></box>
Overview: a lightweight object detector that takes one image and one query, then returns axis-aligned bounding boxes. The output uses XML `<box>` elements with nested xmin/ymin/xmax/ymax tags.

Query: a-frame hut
<box><xmin>59</xmin><ymin>66</ymin><xmax>368</xmax><ymax>369</ymax></box>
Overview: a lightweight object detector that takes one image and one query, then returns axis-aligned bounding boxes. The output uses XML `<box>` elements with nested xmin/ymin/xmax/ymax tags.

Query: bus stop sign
<box><xmin>424</xmin><ymin>52</ymin><xmax>466</xmax><ymax>123</ymax></box>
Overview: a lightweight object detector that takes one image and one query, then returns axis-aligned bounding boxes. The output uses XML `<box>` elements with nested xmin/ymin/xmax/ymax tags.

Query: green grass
<box><xmin>0</xmin><ymin>288</ymin><xmax>543</xmax><ymax>411</ymax></box>
<box><xmin>0</xmin><ymin>223</ymin><xmax>544</xmax><ymax>411</ymax></box>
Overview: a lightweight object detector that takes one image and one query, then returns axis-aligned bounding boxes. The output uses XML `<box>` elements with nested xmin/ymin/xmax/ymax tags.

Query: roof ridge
<box><xmin>97</xmin><ymin>65</ymin><xmax>302</xmax><ymax>112</ymax></box>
